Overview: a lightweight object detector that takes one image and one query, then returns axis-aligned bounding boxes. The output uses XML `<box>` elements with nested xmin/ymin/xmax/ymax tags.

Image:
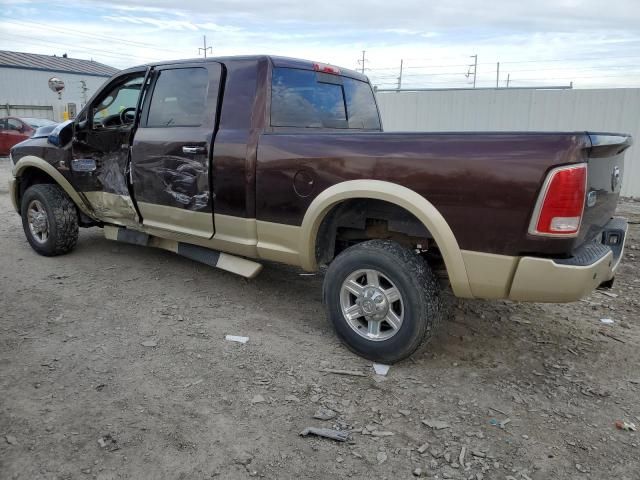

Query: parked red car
<box><xmin>0</xmin><ymin>117</ymin><xmax>56</xmax><ymax>155</ymax></box>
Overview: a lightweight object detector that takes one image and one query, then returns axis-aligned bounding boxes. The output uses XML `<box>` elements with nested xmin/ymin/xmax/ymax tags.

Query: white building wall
<box><xmin>376</xmin><ymin>88</ymin><xmax>640</xmax><ymax>197</ymax></box>
<box><xmin>0</xmin><ymin>67</ymin><xmax>109</xmax><ymax>121</ymax></box>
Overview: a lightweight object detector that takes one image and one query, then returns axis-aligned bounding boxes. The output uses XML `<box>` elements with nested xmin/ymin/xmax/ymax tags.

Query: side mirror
<box><xmin>48</xmin><ymin>120</ymin><xmax>74</xmax><ymax>147</ymax></box>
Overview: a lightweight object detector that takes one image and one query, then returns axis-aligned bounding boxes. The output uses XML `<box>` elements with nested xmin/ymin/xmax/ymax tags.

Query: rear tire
<box><xmin>323</xmin><ymin>240</ymin><xmax>442</xmax><ymax>363</ymax></box>
<box><xmin>21</xmin><ymin>184</ymin><xmax>79</xmax><ymax>256</ymax></box>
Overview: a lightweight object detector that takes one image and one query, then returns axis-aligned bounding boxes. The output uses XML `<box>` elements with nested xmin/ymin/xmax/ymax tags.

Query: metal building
<box><xmin>0</xmin><ymin>50</ymin><xmax>118</xmax><ymax>122</ymax></box>
<box><xmin>376</xmin><ymin>88</ymin><xmax>640</xmax><ymax>198</ymax></box>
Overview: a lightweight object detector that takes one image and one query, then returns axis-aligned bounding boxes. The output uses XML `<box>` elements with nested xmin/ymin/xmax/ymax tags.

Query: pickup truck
<box><xmin>8</xmin><ymin>55</ymin><xmax>631</xmax><ymax>363</ymax></box>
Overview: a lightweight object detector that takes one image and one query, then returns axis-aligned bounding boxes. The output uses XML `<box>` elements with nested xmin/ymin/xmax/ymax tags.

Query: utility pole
<box><xmin>506</xmin><ymin>74</ymin><xmax>510</xmax><ymax>88</ymax></box>
<box><xmin>466</xmin><ymin>54</ymin><xmax>478</xmax><ymax>88</ymax></box>
<box><xmin>357</xmin><ymin>50</ymin><xmax>368</xmax><ymax>74</ymax></box>
<box><xmin>397</xmin><ymin>59</ymin><xmax>403</xmax><ymax>90</ymax></box>
<box><xmin>198</xmin><ymin>35</ymin><xmax>212</xmax><ymax>58</ymax></box>
<box><xmin>496</xmin><ymin>62</ymin><xmax>500</xmax><ymax>88</ymax></box>
<box><xmin>79</xmin><ymin>80</ymin><xmax>88</xmax><ymax>105</ymax></box>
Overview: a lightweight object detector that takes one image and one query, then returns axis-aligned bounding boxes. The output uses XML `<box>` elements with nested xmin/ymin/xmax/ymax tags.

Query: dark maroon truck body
<box><xmin>8</xmin><ymin>54</ymin><xmax>632</xmax><ymax>363</ymax></box>
<box><xmin>10</xmin><ymin>54</ymin><xmax>631</xmax><ymax>267</ymax></box>
<box><xmin>258</xmin><ymin>131</ymin><xmax>616</xmax><ymax>257</ymax></box>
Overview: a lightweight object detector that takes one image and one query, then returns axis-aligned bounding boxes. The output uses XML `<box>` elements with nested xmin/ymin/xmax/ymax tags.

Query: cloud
<box><xmin>75</xmin><ymin>0</ymin><xmax>640</xmax><ymax>32</ymax></box>
<box><xmin>0</xmin><ymin>0</ymin><xmax>639</xmax><ymax>88</ymax></box>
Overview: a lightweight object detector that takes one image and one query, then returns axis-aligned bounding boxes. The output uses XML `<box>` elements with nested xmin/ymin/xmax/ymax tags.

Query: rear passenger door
<box><xmin>130</xmin><ymin>62</ymin><xmax>222</xmax><ymax>238</ymax></box>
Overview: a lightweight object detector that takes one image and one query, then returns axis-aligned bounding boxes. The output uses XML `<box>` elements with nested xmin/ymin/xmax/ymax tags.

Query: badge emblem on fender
<box><xmin>611</xmin><ymin>166</ymin><xmax>621</xmax><ymax>191</ymax></box>
<box><xmin>71</xmin><ymin>158</ymin><xmax>97</xmax><ymax>172</ymax></box>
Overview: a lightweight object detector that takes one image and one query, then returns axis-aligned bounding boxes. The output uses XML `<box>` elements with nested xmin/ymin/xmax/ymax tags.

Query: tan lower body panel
<box><xmin>136</xmin><ymin>201</ymin><xmax>214</xmax><ymax>239</ymax></box>
<box><xmin>509</xmin><ymin>252</ymin><xmax>614</xmax><ymax>302</ymax></box>
<box><xmin>99</xmin><ymin>198</ymin><xmax>616</xmax><ymax>302</ymax></box>
<box><xmin>461</xmin><ymin>250</ymin><xmax>520</xmax><ymax>299</ymax></box>
<box><xmin>256</xmin><ymin>220</ymin><xmax>301</xmax><ymax>265</ymax></box>
<box><xmin>99</xmin><ymin>200</ymin><xmax>301</xmax><ymax>268</ymax></box>
<box><xmin>83</xmin><ymin>192</ymin><xmax>139</xmax><ymax>226</ymax></box>
<box><xmin>461</xmin><ymin>249</ymin><xmax>619</xmax><ymax>302</ymax></box>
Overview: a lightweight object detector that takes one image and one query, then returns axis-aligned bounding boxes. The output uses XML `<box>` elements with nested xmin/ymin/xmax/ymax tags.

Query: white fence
<box><xmin>1</xmin><ymin>103</ymin><xmax>54</xmax><ymax>120</ymax></box>
<box><xmin>376</xmin><ymin>88</ymin><xmax>640</xmax><ymax>198</ymax></box>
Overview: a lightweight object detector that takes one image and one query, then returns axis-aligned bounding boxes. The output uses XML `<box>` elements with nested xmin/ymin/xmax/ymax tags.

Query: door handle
<box><xmin>182</xmin><ymin>146</ymin><xmax>206</xmax><ymax>154</ymax></box>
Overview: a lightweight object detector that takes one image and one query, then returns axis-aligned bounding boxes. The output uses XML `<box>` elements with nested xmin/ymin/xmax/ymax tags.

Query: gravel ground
<box><xmin>1</xmin><ymin>157</ymin><xmax>639</xmax><ymax>480</ymax></box>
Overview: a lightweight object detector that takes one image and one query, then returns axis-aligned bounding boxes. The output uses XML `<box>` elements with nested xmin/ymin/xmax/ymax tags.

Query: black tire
<box><xmin>323</xmin><ymin>240</ymin><xmax>442</xmax><ymax>363</ymax></box>
<box><xmin>20</xmin><ymin>184</ymin><xmax>79</xmax><ymax>256</ymax></box>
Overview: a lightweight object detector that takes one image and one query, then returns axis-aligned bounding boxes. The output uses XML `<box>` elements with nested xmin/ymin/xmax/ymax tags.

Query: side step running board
<box><xmin>104</xmin><ymin>226</ymin><xmax>263</xmax><ymax>279</ymax></box>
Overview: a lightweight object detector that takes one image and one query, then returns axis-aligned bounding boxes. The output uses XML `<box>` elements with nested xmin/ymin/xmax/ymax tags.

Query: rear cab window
<box><xmin>271</xmin><ymin>67</ymin><xmax>381</xmax><ymax>130</ymax></box>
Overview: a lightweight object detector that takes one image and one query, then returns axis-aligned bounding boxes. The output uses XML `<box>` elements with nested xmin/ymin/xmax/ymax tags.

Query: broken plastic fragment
<box><xmin>373</xmin><ymin>363</ymin><xmax>390</xmax><ymax>376</ymax></box>
<box><xmin>615</xmin><ymin>420</ymin><xmax>637</xmax><ymax>431</ymax></box>
<box><xmin>225</xmin><ymin>335</ymin><xmax>249</xmax><ymax>344</ymax></box>
<box><xmin>422</xmin><ymin>419</ymin><xmax>450</xmax><ymax>430</ymax></box>
<box><xmin>300</xmin><ymin>427</ymin><xmax>349</xmax><ymax>442</ymax></box>
<box><xmin>600</xmin><ymin>318</ymin><xmax>615</xmax><ymax>325</ymax></box>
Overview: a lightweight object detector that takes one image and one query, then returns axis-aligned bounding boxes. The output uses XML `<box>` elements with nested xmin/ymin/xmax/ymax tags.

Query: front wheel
<box><xmin>20</xmin><ymin>184</ymin><xmax>79</xmax><ymax>256</ymax></box>
<box><xmin>323</xmin><ymin>240</ymin><xmax>442</xmax><ymax>363</ymax></box>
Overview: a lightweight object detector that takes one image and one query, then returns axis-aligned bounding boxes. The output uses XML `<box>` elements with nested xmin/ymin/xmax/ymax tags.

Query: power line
<box><xmin>3</xmin><ymin>19</ymin><xmax>186</xmax><ymax>54</ymax></box>
<box><xmin>510</xmin><ymin>72</ymin><xmax>640</xmax><ymax>81</ymax></box>
<box><xmin>0</xmin><ymin>33</ymin><xmax>160</xmax><ymax>63</ymax></box>
<box><xmin>368</xmin><ymin>64</ymin><xmax>640</xmax><ymax>83</ymax></box>
<box><xmin>370</xmin><ymin>68</ymin><xmax>640</xmax><ymax>83</ymax></box>
<box><xmin>366</xmin><ymin>55</ymin><xmax>640</xmax><ymax>72</ymax></box>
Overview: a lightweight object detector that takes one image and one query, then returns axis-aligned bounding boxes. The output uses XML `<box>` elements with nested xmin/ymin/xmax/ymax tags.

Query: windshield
<box><xmin>22</xmin><ymin>118</ymin><xmax>56</xmax><ymax>128</ymax></box>
<box><xmin>271</xmin><ymin>67</ymin><xmax>381</xmax><ymax>130</ymax></box>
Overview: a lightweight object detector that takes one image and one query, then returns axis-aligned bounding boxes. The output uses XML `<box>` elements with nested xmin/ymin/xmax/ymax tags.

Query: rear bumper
<box><xmin>509</xmin><ymin>217</ymin><xmax>628</xmax><ymax>302</ymax></box>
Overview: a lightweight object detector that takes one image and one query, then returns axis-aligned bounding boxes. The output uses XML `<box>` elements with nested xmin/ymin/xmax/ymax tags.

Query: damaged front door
<box><xmin>71</xmin><ymin>70</ymin><xmax>147</xmax><ymax>225</ymax></box>
<box><xmin>130</xmin><ymin>62</ymin><xmax>222</xmax><ymax>238</ymax></box>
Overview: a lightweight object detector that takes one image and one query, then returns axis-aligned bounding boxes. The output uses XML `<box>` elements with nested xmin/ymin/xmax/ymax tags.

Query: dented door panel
<box><xmin>130</xmin><ymin>62</ymin><xmax>222</xmax><ymax>238</ymax></box>
<box><xmin>131</xmin><ymin>128</ymin><xmax>210</xmax><ymax>211</ymax></box>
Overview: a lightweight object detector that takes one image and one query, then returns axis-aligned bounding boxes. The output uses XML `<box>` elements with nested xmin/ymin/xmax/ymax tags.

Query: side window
<box><xmin>0</xmin><ymin>119</ymin><xmax>7</xmax><ymax>131</ymax></box>
<box><xmin>146</xmin><ymin>68</ymin><xmax>209</xmax><ymax>127</ymax></box>
<box><xmin>7</xmin><ymin>119</ymin><xmax>23</xmax><ymax>131</ymax></box>
<box><xmin>271</xmin><ymin>68</ymin><xmax>347</xmax><ymax>128</ymax></box>
<box><xmin>271</xmin><ymin>67</ymin><xmax>381</xmax><ymax>130</ymax></box>
<box><xmin>93</xmin><ymin>74</ymin><xmax>145</xmax><ymax>126</ymax></box>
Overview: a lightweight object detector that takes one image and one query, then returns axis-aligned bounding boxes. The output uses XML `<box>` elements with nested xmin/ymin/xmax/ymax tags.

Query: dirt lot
<box><xmin>1</xmin><ymin>158</ymin><xmax>639</xmax><ymax>480</ymax></box>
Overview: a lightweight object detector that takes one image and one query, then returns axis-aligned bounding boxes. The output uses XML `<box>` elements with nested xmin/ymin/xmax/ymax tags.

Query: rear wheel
<box><xmin>323</xmin><ymin>240</ymin><xmax>442</xmax><ymax>363</ymax></box>
<box><xmin>21</xmin><ymin>184</ymin><xmax>79</xmax><ymax>256</ymax></box>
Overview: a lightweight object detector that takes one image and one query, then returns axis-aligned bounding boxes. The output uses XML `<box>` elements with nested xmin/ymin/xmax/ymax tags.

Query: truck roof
<box><xmin>120</xmin><ymin>55</ymin><xmax>369</xmax><ymax>82</ymax></box>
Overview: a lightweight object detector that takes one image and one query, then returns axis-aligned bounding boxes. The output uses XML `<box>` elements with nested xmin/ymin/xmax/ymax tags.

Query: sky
<box><xmin>1</xmin><ymin>0</ymin><xmax>640</xmax><ymax>89</ymax></box>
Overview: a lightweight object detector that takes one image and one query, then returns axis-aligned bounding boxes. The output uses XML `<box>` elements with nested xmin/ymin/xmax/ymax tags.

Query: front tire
<box><xmin>21</xmin><ymin>184</ymin><xmax>79</xmax><ymax>256</ymax></box>
<box><xmin>323</xmin><ymin>240</ymin><xmax>442</xmax><ymax>363</ymax></box>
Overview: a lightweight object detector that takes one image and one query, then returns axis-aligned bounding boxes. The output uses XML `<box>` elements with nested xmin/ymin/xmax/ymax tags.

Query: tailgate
<box><xmin>578</xmin><ymin>133</ymin><xmax>632</xmax><ymax>245</ymax></box>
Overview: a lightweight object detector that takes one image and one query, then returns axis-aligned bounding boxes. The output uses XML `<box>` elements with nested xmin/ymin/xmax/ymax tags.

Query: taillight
<box><xmin>529</xmin><ymin>164</ymin><xmax>587</xmax><ymax>236</ymax></box>
<box><xmin>312</xmin><ymin>62</ymin><xmax>340</xmax><ymax>75</ymax></box>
